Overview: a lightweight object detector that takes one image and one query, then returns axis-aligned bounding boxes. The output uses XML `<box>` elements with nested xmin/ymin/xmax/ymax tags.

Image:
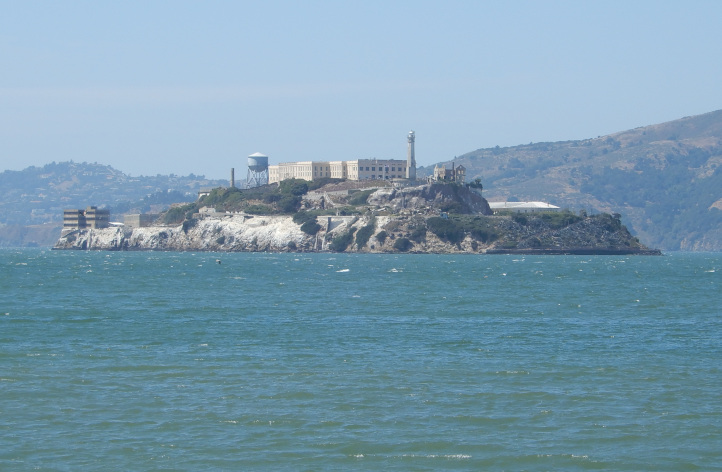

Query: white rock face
<box><xmin>56</xmin><ymin>215</ymin><xmax>314</xmax><ymax>252</ymax></box>
<box><xmin>53</xmin><ymin>213</ymin><xmax>482</xmax><ymax>253</ymax></box>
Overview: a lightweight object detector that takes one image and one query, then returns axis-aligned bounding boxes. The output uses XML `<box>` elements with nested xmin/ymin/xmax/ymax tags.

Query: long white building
<box><xmin>488</xmin><ymin>202</ymin><xmax>560</xmax><ymax>213</ymax></box>
<box><xmin>269</xmin><ymin>159</ymin><xmax>410</xmax><ymax>184</ymax></box>
<box><xmin>268</xmin><ymin>131</ymin><xmax>418</xmax><ymax>184</ymax></box>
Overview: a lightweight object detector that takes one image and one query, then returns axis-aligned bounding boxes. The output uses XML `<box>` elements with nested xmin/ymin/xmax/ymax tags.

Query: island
<box><xmin>53</xmin><ymin>180</ymin><xmax>660</xmax><ymax>255</ymax></box>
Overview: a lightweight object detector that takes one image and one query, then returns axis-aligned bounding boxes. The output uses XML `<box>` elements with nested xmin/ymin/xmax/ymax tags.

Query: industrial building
<box><xmin>269</xmin><ymin>158</ymin><xmax>411</xmax><ymax>184</ymax></box>
<box><xmin>63</xmin><ymin>206</ymin><xmax>110</xmax><ymax>230</ymax></box>
<box><xmin>267</xmin><ymin>131</ymin><xmax>418</xmax><ymax>185</ymax></box>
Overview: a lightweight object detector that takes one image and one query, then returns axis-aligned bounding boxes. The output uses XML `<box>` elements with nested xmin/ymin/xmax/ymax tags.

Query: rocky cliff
<box><xmin>54</xmin><ymin>211</ymin><xmax>659</xmax><ymax>255</ymax></box>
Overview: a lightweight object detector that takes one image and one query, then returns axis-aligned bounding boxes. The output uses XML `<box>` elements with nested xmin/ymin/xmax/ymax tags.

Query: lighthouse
<box><xmin>406</xmin><ymin>130</ymin><xmax>416</xmax><ymax>180</ymax></box>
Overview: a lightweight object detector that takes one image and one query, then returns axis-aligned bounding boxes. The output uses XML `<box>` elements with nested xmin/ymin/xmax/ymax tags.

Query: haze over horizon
<box><xmin>2</xmin><ymin>1</ymin><xmax>721</xmax><ymax>179</ymax></box>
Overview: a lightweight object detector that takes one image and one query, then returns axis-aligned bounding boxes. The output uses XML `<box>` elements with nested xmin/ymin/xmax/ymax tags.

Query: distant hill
<box><xmin>420</xmin><ymin>110</ymin><xmax>722</xmax><ymax>251</ymax></box>
<box><xmin>0</xmin><ymin>161</ymin><xmax>227</xmax><ymax>247</ymax></box>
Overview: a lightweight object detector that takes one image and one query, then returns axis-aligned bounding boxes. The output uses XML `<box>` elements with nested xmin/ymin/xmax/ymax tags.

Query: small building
<box><xmin>198</xmin><ymin>187</ymin><xmax>213</xmax><ymax>200</ymax></box>
<box><xmin>63</xmin><ymin>206</ymin><xmax>110</xmax><ymax>230</ymax></box>
<box><xmin>488</xmin><ymin>201</ymin><xmax>560</xmax><ymax>214</ymax></box>
<box><xmin>124</xmin><ymin>213</ymin><xmax>159</xmax><ymax>228</ymax></box>
<box><xmin>433</xmin><ymin>163</ymin><xmax>466</xmax><ymax>184</ymax></box>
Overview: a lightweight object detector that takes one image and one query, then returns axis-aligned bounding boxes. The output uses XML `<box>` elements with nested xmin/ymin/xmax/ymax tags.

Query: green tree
<box><xmin>427</xmin><ymin>217</ymin><xmax>464</xmax><ymax>243</ymax></box>
<box><xmin>375</xmin><ymin>230</ymin><xmax>387</xmax><ymax>245</ymax></box>
<box><xmin>329</xmin><ymin>228</ymin><xmax>356</xmax><ymax>252</ymax></box>
<box><xmin>301</xmin><ymin>220</ymin><xmax>321</xmax><ymax>235</ymax></box>
<box><xmin>393</xmin><ymin>237</ymin><xmax>413</xmax><ymax>252</ymax></box>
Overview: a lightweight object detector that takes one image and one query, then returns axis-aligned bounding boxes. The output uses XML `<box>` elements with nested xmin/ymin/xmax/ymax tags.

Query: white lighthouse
<box><xmin>406</xmin><ymin>130</ymin><xmax>416</xmax><ymax>180</ymax></box>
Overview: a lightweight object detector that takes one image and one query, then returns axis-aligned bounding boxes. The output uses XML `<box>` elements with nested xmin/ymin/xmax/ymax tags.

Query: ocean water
<box><xmin>1</xmin><ymin>249</ymin><xmax>720</xmax><ymax>471</ymax></box>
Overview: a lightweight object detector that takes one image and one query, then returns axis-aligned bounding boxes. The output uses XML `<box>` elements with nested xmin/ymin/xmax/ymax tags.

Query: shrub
<box><xmin>301</xmin><ymin>220</ymin><xmax>321</xmax><ymax>235</ymax></box>
<box><xmin>538</xmin><ymin>210</ymin><xmax>582</xmax><ymax>229</ymax></box>
<box><xmin>162</xmin><ymin>203</ymin><xmax>196</xmax><ymax>224</ymax></box>
<box><xmin>439</xmin><ymin>201</ymin><xmax>464</xmax><ymax>213</ymax></box>
<box><xmin>448</xmin><ymin>215</ymin><xmax>499</xmax><ymax>243</ymax></box>
<box><xmin>393</xmin><ymin>237</ymin><xmax>413</xmax><ymax>252</ymax></box>
<box><xmin>279</xmin><ymin>179</ymin><xmax>309</xmax><ymax>196</ymax></box>
<box><xmin>293</xmin><ymin>210</ymin><xmax>314</xmax><ymax>225</ymax></box>
<box><xmin>329</xmin><ymin>228</ymin><xmax>356</xmax><ymax>252</ymax></box>
<box><xmin>245</xmin><ymin>204</ymin><xmax>274</xmax><ymax>214</ymax></box>
<box><xmin>182</xmin><ymin>218</ymin><xmax>198</xmax><ymax>233</ymax></box>
<box><xmin>348</xmin><ymin>189</ymin><xmax>375</xmax><ymax>206</ymax></box>
<box><xmin>355</xmin><ymin>220</ymin><xmax>376</xmax><ymax>249</ymax></box>
<box><xmin>264</xmin><ymin>194</ymin><xmax>282</xmax><ymax>204</ymax></box>
<box><xmin>409</xmin><ymin>226</ymin><xmax>427</xmax><ymax>242</ymax></box>
<box><xmin>512</xmin><ymin>213</ymin><xmax>528</xmax><ymax>225</ymax></box>
<box><xmin>471</xmin><ymin>228</ymin><xmax>498</xmax><ymax>243</ymax></box>
<box><xmin>527</xmin><ymin>237</ymin><xmax>542</xmax><ymax>247</ymax></box>
<box><xmin>375</xmin><ymin>230</ymin><xmax>387</xmax><ymax>245</ymax></box>
<box><xmin>279</xmin><ymin>195</ymin><xmax>302</xmax><ymax>213</ymax></box>
<box><xmin>427</xmin><ymin>217</ymin><xmax>464</xmax><ymax>244</ymax></box>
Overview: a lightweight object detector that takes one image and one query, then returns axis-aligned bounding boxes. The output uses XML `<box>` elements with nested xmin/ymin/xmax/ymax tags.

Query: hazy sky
<box><xmin>2</xmin><ymin>1</ymin><xmax>721</xmax><ymax>179</ymax></box>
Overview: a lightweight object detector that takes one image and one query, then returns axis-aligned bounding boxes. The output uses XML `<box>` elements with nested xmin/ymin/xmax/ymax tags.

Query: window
<box><xmin>391</xmin><ymin>167</ymin><xmax>395</xmax><ymax>171</ymax></box>
<box><xmin>372</xmin><ymin>167</ymin><xmax>375</xmax><ymax>171</ymax></box>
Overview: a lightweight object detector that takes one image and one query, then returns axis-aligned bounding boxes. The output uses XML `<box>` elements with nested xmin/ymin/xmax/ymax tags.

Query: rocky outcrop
<box><xmin>367</xmin><ymin>183</ymin><xmax>491</xmax><ymax>214</ymax></box>
<box><xmin>56</xmin><ymin>215</ymin><xmax>311</xmax><ymax>252</ymax></box>
<box><xmin>54</xmin><ymin>211</ymin><xmax>660</xmax><ymax>255</ymax></box>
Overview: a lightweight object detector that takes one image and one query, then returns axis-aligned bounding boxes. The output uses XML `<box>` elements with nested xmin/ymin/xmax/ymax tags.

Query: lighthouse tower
<box><xmin>406</xmin><ymin>130</ymin><xmax>416</xmax><ymax>180</ymax></box>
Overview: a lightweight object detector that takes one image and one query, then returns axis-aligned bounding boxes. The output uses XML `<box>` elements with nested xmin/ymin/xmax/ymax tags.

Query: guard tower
<box><xmin>247</xmin><ymin>152</ymin><xmax>269</xmax><ymax>188</ymax></box>
<box><xmin>406</xmin><ymin>130</ymin><xmax>416</xmax><ymax>180</ymax></box>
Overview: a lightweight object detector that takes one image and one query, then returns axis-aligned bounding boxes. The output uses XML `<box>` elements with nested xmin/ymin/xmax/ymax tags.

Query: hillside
<box><xmin>420</xmin><ymin>110</ymin><xmax>722</xmax><ymax>251</ymax></box>
<box><xmin>0</xmin><ymin>161</ymin><xmax>226</xmax><ymax>246</ymax></box>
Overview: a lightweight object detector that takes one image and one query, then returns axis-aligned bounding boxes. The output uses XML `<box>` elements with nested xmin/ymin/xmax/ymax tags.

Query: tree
<box><xmin>393</xmin><ymin>237</ymin><xmax>413</xmax><ymax>252</ymax></box>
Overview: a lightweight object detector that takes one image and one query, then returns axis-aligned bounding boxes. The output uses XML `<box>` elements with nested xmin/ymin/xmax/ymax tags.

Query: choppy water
<box><xmin>1</xmin><ymin>249</ymin><xmax>720</xmax><ymax>471</ymax></box>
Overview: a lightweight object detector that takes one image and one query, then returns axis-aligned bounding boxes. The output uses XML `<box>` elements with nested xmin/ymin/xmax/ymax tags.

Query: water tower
<box><xmin>247</xmin><ymin>152</ymin><xmax>269</xmax><ymax>188</ymax></box>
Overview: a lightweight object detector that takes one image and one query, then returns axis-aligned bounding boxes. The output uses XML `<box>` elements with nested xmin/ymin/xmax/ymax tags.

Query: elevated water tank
<box><xmin>247</xmin><ymin>152</ymin><xmax>269</xmax><ymax>188</ymax></box>
<box><xmin>248</xmin><ymin>152</ymin><xmax>269</xmax><ymax>172</ymax></box>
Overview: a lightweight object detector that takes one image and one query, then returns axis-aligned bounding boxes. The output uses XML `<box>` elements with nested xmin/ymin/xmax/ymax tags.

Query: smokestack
<box><xmin>231</xmin><ymin>168</ymin><xmax>235</xmax><ymax>188</ymax></box>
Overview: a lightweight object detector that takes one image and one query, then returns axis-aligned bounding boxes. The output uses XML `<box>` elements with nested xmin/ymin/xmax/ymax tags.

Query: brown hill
<box><xmin>420</xmin><ymin>110</ymin><xmax>722</xmax><ymax>251</ymax></box>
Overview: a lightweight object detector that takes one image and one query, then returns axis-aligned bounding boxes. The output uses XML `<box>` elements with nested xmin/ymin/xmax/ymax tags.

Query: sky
<box><xmin>2</xmin><ymin>0</ymin><xmax>722</xmax><ymax>179</ymax></box>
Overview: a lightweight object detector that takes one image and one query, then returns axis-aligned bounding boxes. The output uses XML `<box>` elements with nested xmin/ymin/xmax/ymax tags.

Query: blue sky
<box><xmin>2</xmin><ymin>1</ymin><xmax>721</xmax><ymax>179</ymax></box>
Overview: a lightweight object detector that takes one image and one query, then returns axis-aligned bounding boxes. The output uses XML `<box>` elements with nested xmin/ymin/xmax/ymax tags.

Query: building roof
<box><xmin>488</xmin><ymin>201</ymin><xmax>560</xmax><ymax>210</ymax></box>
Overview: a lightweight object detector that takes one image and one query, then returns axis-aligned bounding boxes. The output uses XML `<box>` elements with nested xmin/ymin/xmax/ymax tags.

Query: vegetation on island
<box><xmin>160</xmin><ymin>178</ymin><xmax>348</xmax><ymax>227</ymax></box>
<box><xmin>329</xmin><ymin>227</ymin><xmax>357</xmax><ymax>252</ymax></box>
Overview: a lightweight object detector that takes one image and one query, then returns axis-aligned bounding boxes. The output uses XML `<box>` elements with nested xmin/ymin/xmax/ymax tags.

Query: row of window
<box><xmin>358</xmin><ymin>166</ymin><xmax>404</xmax><ymax>172</ymax></box>
<box><xmin>362</xmin><ymin>175</ymin><xmax>401</xmax><ymax>180</ymax></box>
